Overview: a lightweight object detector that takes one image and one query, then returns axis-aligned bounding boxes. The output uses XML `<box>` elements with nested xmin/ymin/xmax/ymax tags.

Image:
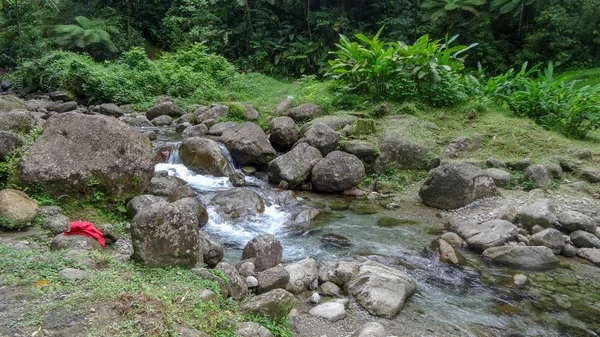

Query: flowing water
<box><xmin>153</xmin><ymin>136</ymin><xmax>600</xmax><ymax>337</ymax></box>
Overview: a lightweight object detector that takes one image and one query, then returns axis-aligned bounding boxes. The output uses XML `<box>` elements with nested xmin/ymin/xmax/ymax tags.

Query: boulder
<box><xmin>506</xmin><ymin>158</ymin><xmax>531</xmax><ymax>171</ymax></box>
<box><xmin>270</xmin><ymin>117</ymin><xmax>298</xmax><ymax>149</ymax></box>
<box><xmin>438</xmin><ymin>239</ymin><xmax>459</xmax><ymax>264</ymax></box>
<box><xmin>311</xmin><ymin>151</ymin><xmax>365</xmax><ymax>193</ymax></box>
<box><xmin>146</xmin><ymin>99</ymin><xmax>182</xmax><ymax>120</ymax></box>
<box><xmin>561</xmin><ymin>243</ymin><xmax>578</xmax><ymax>257</ymax></box>
<box><xmin>242</xmin><ymin>103</ymin><xmax>259</xmax><ymax>120</ymax></box>
<box><xmin>299</xmin><ymin>115</ymin><xmax>357</xmax><ymax>136</ymax></box>
<box><xmin>441</xmin><ymin>232</ymin><xmax>463</xmax><ymax>246</ymax></box>
<box><xmin>352</xmin><ymin>322</ymin><xmax>387</xmax><ymax>337</ymax></box>
<box><xmin>181</xmin><ymin>124</ymin><xmax>209</xmax><ymax>139</ymax></box>
<box><xmin>545</xmin><ymin>162</ymin><xmax>563</xmax><ymax>179</ymax></box>
<box><xmin>309</xmin><ymin>302</ymin><xmax>346</xmax><ymax>322</ymax></box>
<box><xmin>570</xmin><ymin>230</ymin><xmax>600</xmax><ymax>248</ymax></box>
<box><xmin>456</xmin><ymin>219</ymin><xmax>518</xmax><ymax>252</ymax></box>
<box><xmin>482</xmin><ymin>245</ymin><xmax>559</xmax><ymax>269</ymax></box>
<box><xmin>276</xmin><ymin>97</ymin><xmax>293</xmax><ymax>115</ymax></box>
<box><xmin>130</xmin><ymin>199</ymin><xmax>202</xmax><ymax>268</ymax></box>
<box><xmin>221</xmin><ymin>123</ymin><xmax>276</xmax><ymax>166</ymax></box>
<box><xmin>0</xmin><ymin>189</ymin><xmax>39</xmax><ymax>229</ymax></box>
<box><xmin>51</xmin><ymin>234</ymin><xmax>102</xmax><ymax>251</ymax></box>
<box><xmin>208</xmin><ymin>122</ymin><xmax>238</xmax><ymax>136</ymax></box>
<box><xmin>419</xmin><ymin>163</ymin><xmax>499</xmax><ymax>210</ymax></box>
<box><xmin>239</xmin><ymin>262</ymin><xmax>256</xmax><ymax>277</ymax></box>
<box><xmin>241</xmin><ymin>234</ymin><xmax>283</xmax><ymax>272</ymax></box>
<box><xmin>0</xmin><ymin>131</ymin><xmax>26</xmax><ymax>159</ymax></box>
<box><xmin>342</xmin><ymin>140</ymin><xmax>378</xmax><ymax>163</ymax></box>
<box><xmin>175</xmin><ymin>197</ymin><xmax>209</xmax><ymax>228</ymax></box>
<box><xmin>240</xmin><ymin>289</ymin><xmax>295</xmax><ymax>321</ymax></box>
<box><xmin>43</xmin><ymin>214</ymin><xmax>70</xmax><ymax>234</ymax></box>
<box><xmin>50</xmin><ymin>101</ymin><xmax>78</xmax><ymax>113</ymax></box>
<box><xmin>529</xmin><ymin>228</ymin><xmax>566</xmax><ymax>254</ymax></box>
<box><xmin>442</xmin><ymin>136</ymin><xmax>471</xmax><ymax>159</ymax></box>
<box><xmin>268</xmin><ymin>143</ymin><xmax>322</xmax><ymax>189</ymax></box>
<box><xmin>303</xmin><ymin>122</ymin><xmax>339</xmax><ymax>156</ymax></box>
<box><xmin>216</xmin><ymin>262</ymin><xmax>249</xmax><ymax>301</ymax></box>
<box><xmin>48</xmin><ymin>90</ymin><xmax>73</xmax><ymax>102</ymax></box>
<box><xmin>145</xmin><ymin>175</ymin><xmax>195</xmax><ymax>201</ymax></box>
<box><xmin>517</xmin><ymin>199</ymin><xmax>558</xmax><ymax>229</ymax></box>
<box><xmin>236</xmin><ymin>322</ymin><xmax>274</xmax><ymax>337</ymax></box>
<box><xmin>484</xmin><ymin>168</ymin><xmax>511</xmax><ymax>188</ymax></box>
<box><xmin>557</xmin><ymin>211</ymin><xmax>597</xmax><ymax>233</ymax></box>
<box><xmin>284</xmin><ymin>258</ymin><xmax>318</xmax><ymax>294</ymax></box>
<box><xmin>525</xmin><ymin>164</ymin><xmax>552</xmax><ymax>189</ymax></box>
<box><xmin>99</xmin><ymin>103</ymin><xmax>124</xmax><ymax>117</ymax></box>
<box><xmin>198</xmin><ymin>232</ymin><xmax>224</xmax><ymax>267</ymax></box>
<box><xmin>210</xmin><ymin>188</ymin><xmax>265</xmax><ymax>218</ymax></box>
<box><xmin>0</xmin><ymin>95</ymin><xmax>26</xmax><ymax>112</ymax></box>
<box><xmin>128</xmin><ymin>116</ymin><xmax>154</xmax><ymax>127</ymax></box>
<box><xmin>179</xmin><ymin>137</ymin><xmax>233</xmax><ymax>177</ymax></box>
<box><xmin>373</xmin><ymin>133</ymin><xmax>429</xmax><ymax>173</ymax></box>
<box><xmin>0</xmin><ymin>110</ymin><xmax>35</xmax><ymax>133</ymax></box>
<box><xmin>294</xmin><ymin>208</ymin><xmax>320</xmax><ymax>224</ymax></box>
<box><xmin>126</xmin><ymin>195</ymin><xmax>165</xmax><ymax>218</ymax></box>
<box><xmin>287</xmin><ymin>103</ymin><xmax>323</xmax><ymax>122</ymax></box>
<box><xmin>580</xmin><ymin>168</ymin><xmax>600</xmax><ymax>183</ymax></box>
<box><xmin>195</xmin><ymin>104</ymin><xmax>228</xmax><ymax>123</ymax></box>
<box><xmin>151</xmin><ymin>115</ymin><xmax>173</xmax><ymax>126</ymax></box>
<box><xmin>229</xmin><ymin>172</ymin><xmax>246</xmax><ymax>187</ymax></box>
<box><xmin>346</xmin><ymin>261</ymin><xmax>416</xmax><ymax>316</ymax></box>
<box><xmin>16</xmin><ymin>113</ymin><xmax>154</xmax><ymax>200</ymax></box>
<box><xmin>320</xmin><ymin>282</ymin><xmax>341</xmax><ymax>297</ymax></box>
<box><xmin>257</xmin><ymin>265</ymin><xmax>290</xmax><ymax>294</ymax></box>
<box><xmin>318</xmin><ymin>260</ymin><xmax>361</xmax><ymax>286</ymax></box>
<box><xmin>576</xmin><ymin>248</ymin><xmax>600</xmax><ymax>266</ymax></box>
<box><xmin>141</xmin><ymin>130</ymin><xmax>157</xmax><ymax>141</ymax></box>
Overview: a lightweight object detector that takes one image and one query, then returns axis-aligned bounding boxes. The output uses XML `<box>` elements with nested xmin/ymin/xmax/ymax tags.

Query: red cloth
<box><xmin>64</xmin><ymin>221</ymin><xmax>106</xmax><ymax>247</ymax></box>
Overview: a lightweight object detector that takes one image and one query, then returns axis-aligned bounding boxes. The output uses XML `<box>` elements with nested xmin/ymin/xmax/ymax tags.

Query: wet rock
<box><xmin>241</xmin><ymin>234</ymin><xmax>283</xmax><ymax>272</ymax></box>
<box><xmin>303</xmin><ymin>122</ymin><xmax>339</xmax><ymax>156</ymax></box>
<box><xmin>211</xmin><ymin>188</ymin><xmax>265</xmax><ymax>218</ymax></box>
<box><xmin>128</xmin><ymin>115</ymin><xmax>153</xmax><ymax>127</ymax></box>
<box><xmin>311</xmin><ymin>151</ymin><xmax>365</xmax><ymax>193</ymax></box>
<box><xmin>242</xmin><ymin>166</ymin><xmax>256</xmax><ymax>176</ymax></box>
<box><xmin>181</xmin><ymin>124</ymin><xmax>209</xmax><ymax>139</ymax></box>
<box><xmin>419</xmin><ymin>163</ymin><xmax>499</xmax><ymax>210</ymax></box>
<box><xmin>221</xmin><ymin>122</ymin><xmax>276</xmax><ymax>166</ymax></box>
<box><xmin>268</xmin><ymin>143</ymin><xmax>322</xmax><ymax>189</ymax></box>
<box><xmin>513</xmin><ymin>274</ymin><xmax>528</xmax><ymax>285</ymax></box>
<box><xmin>576</xmin><ymin>248</ymin><xmax>600</xmax><ymax>266</ymax></box>
<box><xmin>561</xmin><ymin>244</ymin><xmax>577</xmax><ymax>257</ymax></box>
<box><xmin>180</xmin><ymin>137</ymin><xmax>233</xmax><ymax>177</ymax></box>
<box><xmin>309</xmin><ymin>302</ymin><xmax>346</xmax><ymax>321</ymax></box>
<box><xmin>320</xmin><ymin>281</ymin><xmax>341</xmax><ymax>297</ymax></box>
<box><xmin>16</xmin><ymin>113</ymin><xmax>153</xmax><ymax>200</ymax></box>
<box><xmin>0</xmin><ymin>189</ymin><xmax>39</xmax><ymax>229</ymax></box>
<box><xmin>352</xmin><ymin>322</ymin><xmax>387</xmax><ymax>337</ymax></box>
<box><xmin>146</xmin><ymin>98</ymin><xmax>182</xmax><ymax>120</ymax></box>
<box><xmin>557</xmin><ymin>211</ymin><xmax>597</xmax><ymax>233</ymax></box>
<box><xmin>216</xmin><ymin>262</ymin><xmax>249</xmax><ymax>301</ymax></box>
<box><xmin>346</xmin><ymin>261</ymin><xmax>416</xmax><ymax>316</ymax></box>
<box><xmin>484</xmin><ymin>168</ymin><xmax>511</xmax><ymax>188</ymax></box>
<box><xmin>198</xmin><ymin>232</ymin><xmax>224</xmax><ymax>267</ymax></box>
<box><xmin>43</xmin><ymin>214</ymin><xmax>70</xmax><ymax>234</ymax></box>
<box><xmin>570</xmin><ymin>230</ymin><xmax>600</xmax><ymax>248</ymax></box>
<box><xmin>141</xmin><ymin>130</ymin><xmax>157</xmax><ymax>141</ymax></box>
<box><xmin>0</xmin><ymin>131</ymin><xmax>26</xmax><ymax>159</ymax></box>
<box><xmin>146</xmin><ymin>175</ymin><xmax>195</xmax><ymax>201</ymax></box>
<box><xmin>517</xmin><ymin>199</ymin><xmax>558</xmax><ymax>229</ymax></box>
<box><xmin>236</xmin><ymin>322</ymin><xmax>274</xmax><ymax>337</ymax></box>
<box><xmin>270</xmin><ymin>117</ymin><xmax>298</xmax><ymax>149</ymax></box>
<box><xmin>51</xmin><ymin>234</ymin><xmax>102</xmax><ymax>251</ymax></box>
<box><xmin>294</xmin><ymin>208</ymin><xmax>320</xmax><ymax>224</ymax></box>
<box><xmin>126</xmin><ymin>195</ymin><xmax>166</xmax><ymax>218</ymax></box>
<box><xmin>58</xmin><ymin>268</ymin><xmax>89</xmax><ymax>281</ymax></box>
<box><xmin>482</xmin><ymin>245</ymin><xmax>559</xmax><ymax>269</ymax></box>
<box><xmin>319</xmin><ymin>234</ymin><xmax>352</xmax><ymax>249</ymax></box>
<box><xmin>131</xmin><ymin>199</ymin><xmax>202</xmax><ymax>268</ymax></box>
<box><xmin>288</xmin><ymin>103</ymin><xmax>323</xmax><ymax>122</ymax></box>
<box><xmin>580</xmin><ymin>168</ymin><xmax>600</xmax><ymax>183</ymax></box>
<box><xmin>229</xmin><ymin>172</ymin><xmax>246</xmax><ymax>187</ymax></box>
<box><xmin>208</xmin><ymin>122</ymin><xmax>238</xmax><ymax>136</ymax></box>
<box><xmin>284</xmin><ymin>258</ymin><xmax>318</xmax><ymax>294</ymax></box>
<box><xmin>525</xmin><ymin>164</ymin><xmax>551</xmax><ymax>189</ymax></box>
<box><xmin>441</xmin><ymin>232</ymin><xmax>463</xmax><ymax>245</ymax></box>
<box><xmin>530</xmin><ymin>228</ymin><xmax>566</xmax><ymax>254</ymax></box>
<box><xmin>438</xmin><ymin>239</ymin><xmax>459</xmax><ymax>264</ymax></box>
<box><xmin>257</xmin><ymin>265</ymin><xmax>290</xmax><ymax>294</ymax></box>
<box><xmin>240</xmin><ymin>289</ymin><xmax>295</xmax><ymax>320</ymax></box>
<box><xmin>373</xmin><ymin>133</ymin><xmax>429</xmax><ymax>173</ymax></box>
<box><xmin>457</xmin><ymin>219</ymin><xmax>517</xmax><ymax>252</ymax></box>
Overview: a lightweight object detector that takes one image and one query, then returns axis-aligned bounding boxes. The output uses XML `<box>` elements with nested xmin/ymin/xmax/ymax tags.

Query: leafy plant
<box><xmin>55</xmin><ymin>16</ymin><xmax>119</xmax><ymax>53</ymax></box>
<box><xmin>422</xmin><ymin>0</ymin><xmax>486</xmax><ymax>21</ymax></box>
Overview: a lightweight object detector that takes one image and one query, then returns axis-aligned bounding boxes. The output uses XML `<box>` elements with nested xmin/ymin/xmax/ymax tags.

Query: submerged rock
<box><xmin>482</xmin><ymin>245</ymin><xmax>559</xmax><ymax>269</ymax></box>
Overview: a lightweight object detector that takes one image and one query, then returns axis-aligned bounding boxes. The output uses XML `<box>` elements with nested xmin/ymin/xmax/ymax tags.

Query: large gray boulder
<box><xmin>419</xmin><ymin>163</ymin><xmax>499</xmax><ymax>210</ymax></box>
<box><xmin>151</xmin><ymin>115</ymin><xmax>173</xmax><ymax>126</ymax></box>
<box><xmin>577</xmin><ymin>248</ymin><xmax>600</xmax><ymax>266</ymax></box>
<box><xmin>456</xmin><ymin>219</ymin><xmax>518</xmax><ymax>252</ymax></box>
<box><xmin>216</xmin><ymin>262</ymin><xmax>248</xmax><ymax>301</ymax></box>
<box><xmin>128</xmin><ymin>116</ymin><xmax>153</xmax><ymax>127</ymax></box>
<box><xmin>373</xmin><ymin>133</ymin><xmax>429</xmax><ymax>173</ymax></box>
<box><xmin>346</xmin><ymin>261</ymin><xmax>416</xmax><ymax>316</ymax></box>
<box><xmin>482</xmin><ymin>245</ymin><xmax>559</xmax><ymax>269</ymax></box>
<box><xmin>195</xmin><ymin>104</ymin><xmax>228</xmax><ymax>123</ymax></box>
<box><xmin>181</xmin><ymin>124</ymin><xmax>209</xmax><ymax>139</ymax></box>
<box><xmin>241</xmin><ymin>234</ymin><xmax>283</xmax><ymax>272</ymax></box>
<box><xmin>0</xmin><ymin>189</ymin><xmax>40</xmax><ymax>229</ymax></box>
<box><xmin>580</xmin><ymin>168</ymin><xmax>600</xmax><ymax>183</ymax></box>
<box><xmin>240</xmin><ymin>289</ymin><xmax>295</xmax><ymax>320</ymax></box>
<box><xmin>309</xmin><ymin>302</ymin><xmax>346</xmax><ymax>322</ymax></box>
<box><xmin>146</xmin><ymin>99</ymin><xmax>183</xmax><ymax>120</ymax></box>
<box><xmin>126</xmin><ymin>195</ymin><xmax>165</xmax><ymax>218</ymax></box>
<box><xmin>179</xmin><ymin>137</ymin><xmax>233</xmax><ymax>177</ymax></box>
<box><xmin>311</xmin><ymin>151</ymin><xmax>365</xmax><ymax>193</ymax></box>
<box><xmin>270</xmin><ymin>116</ymin><xmax>298</xmax><ymax>149</ymax></box>
<box><xmin>99</xmin><ymin>103</ymin><xmax>124</xmax><ymax>117</ymax></box>
<box><xmin>557</xmin><ymin>211</ymin><xmax>597</xmax><ymax>233</ymax></box>
<box><xmin>0</xmin><ymin>131</ymin><xmax>26</xmax><ymax>159</ymax></box>
<box><xmin>210</xmin><ymin>188</ymin><xmax>265</xmax><ymax>218</ymax></box>
<box><xmin>303</xmin><ymin>122</ymin><xmax>339</xmax><ymax>156</ymax></box>
<box><xmin>529</xmin><ymin>228</ymin><xmax>566</xmax><ymax>254</ymax></box>
<box><xmin>50</xmin><ymin>101</ymin><xmax>78</xmax><ymax>113</ymax></box>
<box><xmin>16</xmin><ymin>113</ymin><xmax>154</xmax><ymax>200</ymax></box>
<box><xmin>517</xmin><ymin>199</ymin><xmax>558</xmax><ymax>229</ymax></box>
<box><xmin>256</xmin><ymin>265</ymin><xmax>290</xmax><ymax>294</ymax></box>
<box><xmin>284</xmin><ymin>258</ymin><xmax>318</xmax><ymax>294</ymax></box>
<box><xmin>299</xmin><ymin>115</ymin><xmax>357</xmax><ymax>136</ymax></box>
<box><xmin>525</xmin><ymin>164</ymin><xmax>551</xmax><ymax>189</ymax></box>
<box><xmin>221</xmin><ymin>122</ymin><xmax>276</xmax><ymax>166</ymax></box>
<box><xmin>131</xmin><ymin>199</ymin><xmax>203</xmax><ymax>268</ymax></box>
<box><xmin>268</xmin><ymin>143</ymin><xmax>322</xmax><ymax>189</ymax></box>
<box><xmin>208</xmin><ymin>122</ymin><xmax>238</xmax><ymax>136</ymax></box>
<box><xmin>0</xmin><ymin>110</ymin><xmax>35</xmax><ymax>133</ymax></box>
<box><xmin>484</xmin><ymin>168</ymin><xmax>511</xmax><ymax>188</ymax></box>
<box><xmin>570</xmin><ymin>230</ymin><xmax>600</xmax><ymax>248</ymax></box>
<box><xmin>343</xmin><ymin>140</ymin><xmax>378</xmax><ymax>163</ymax></box>
<box><xmin>198</xmin><ymin>232</ymin><xmax>224</xmax><ymax>267</ymax></box>
<box><xmin>0</xmin><ymin>95</ymin><xmax>26</xmax><ymax>112</ymax></box>
<box><xmin>287</xmin><ymin>103</ymin><xmax>323</xmax><ymax>122</ymax></box>
<box><xmin>145</xmin><ymin>175</ymin><xmax>195</xmax><ymax>201</ymax></box>
<box><xmin>51</xmin><ymin>234</ymin><xmax>102</xmax><ymax>251</ymax></box>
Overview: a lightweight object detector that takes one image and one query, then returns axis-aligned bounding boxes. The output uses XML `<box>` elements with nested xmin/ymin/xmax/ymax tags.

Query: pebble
<box><xmin>513</xmin><ymin>274</ymin><xmax>528</xmax><ymax>285</ymax></box>
<box><xmin>246</xmin><ymin>276</ymin><xmax>258</xmax><ymax>288</ymax></box>
<box><xmin>310</xmin><ymin>292</ymin><xmax>321</xmax><ymax>304</ymax></box>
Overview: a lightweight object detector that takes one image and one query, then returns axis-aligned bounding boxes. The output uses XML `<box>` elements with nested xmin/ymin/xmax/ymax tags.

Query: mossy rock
<box><xmin>556</xmin><ymin>278</ymin><xmax>578</xmax><ymax>286</ymax></box>
<box><xmin>377</xmin><ymin>217</ymin><xmax>422</xmax><ymax>228</ymax></box>
<box><xmin>349</xmin><ymin>201</ymin><xmax>380</xmax><ymax>215</ymax></box>
<box><xmin>493</xmin><ymin>302</ymin><xmax>522</xmax><ymax>315</ymax></box>
<box><xmin>425</xmin><ymin>227</ymin><xmax>444</xmax><ymax>235</ymax></box>
<box><xmin>329</xmin><ymin>200</ymin><xmax>350</xmax><ymax>210</ymax></box>
<box><xmin>351</xmin><ymin>119</ymin><xmax>376</xmax><ymax>136</ymax></box>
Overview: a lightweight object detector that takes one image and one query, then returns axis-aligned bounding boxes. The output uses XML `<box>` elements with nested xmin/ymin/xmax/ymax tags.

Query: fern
<box><xmin>55</xmin><ymin>16</ymin><xmax>119</xmax><ymax>53</ymax></box>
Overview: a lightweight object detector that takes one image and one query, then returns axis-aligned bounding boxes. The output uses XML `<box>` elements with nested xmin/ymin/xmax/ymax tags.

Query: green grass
<box><xmin>562</xmin><ymin>67</ymin><xmax>600</xmax><ymax>88</ymax></box>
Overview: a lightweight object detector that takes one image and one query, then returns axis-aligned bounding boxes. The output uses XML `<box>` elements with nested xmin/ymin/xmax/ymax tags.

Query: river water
<box><xmin>151</xmin><ymin>130</ymin><xmax>600</xmax><ymax>337</ymax></box>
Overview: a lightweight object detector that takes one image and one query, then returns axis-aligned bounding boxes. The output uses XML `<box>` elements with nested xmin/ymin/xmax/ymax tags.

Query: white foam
<box><xmin>155</xmin><ymin>163</ymin><xmax>232</xmax><ymax>191</ymax></box>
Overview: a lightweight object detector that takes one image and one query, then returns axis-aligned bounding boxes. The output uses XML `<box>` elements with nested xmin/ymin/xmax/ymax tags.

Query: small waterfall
<box><xmin>166</xmin><ymin>142</ymin><xmax>183</xmax><ymax>164</ymax></box>
<box><xmin>217</xmin><ymin>142</ymin><xmax>237</xmax><ymax>172</ymax></box>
